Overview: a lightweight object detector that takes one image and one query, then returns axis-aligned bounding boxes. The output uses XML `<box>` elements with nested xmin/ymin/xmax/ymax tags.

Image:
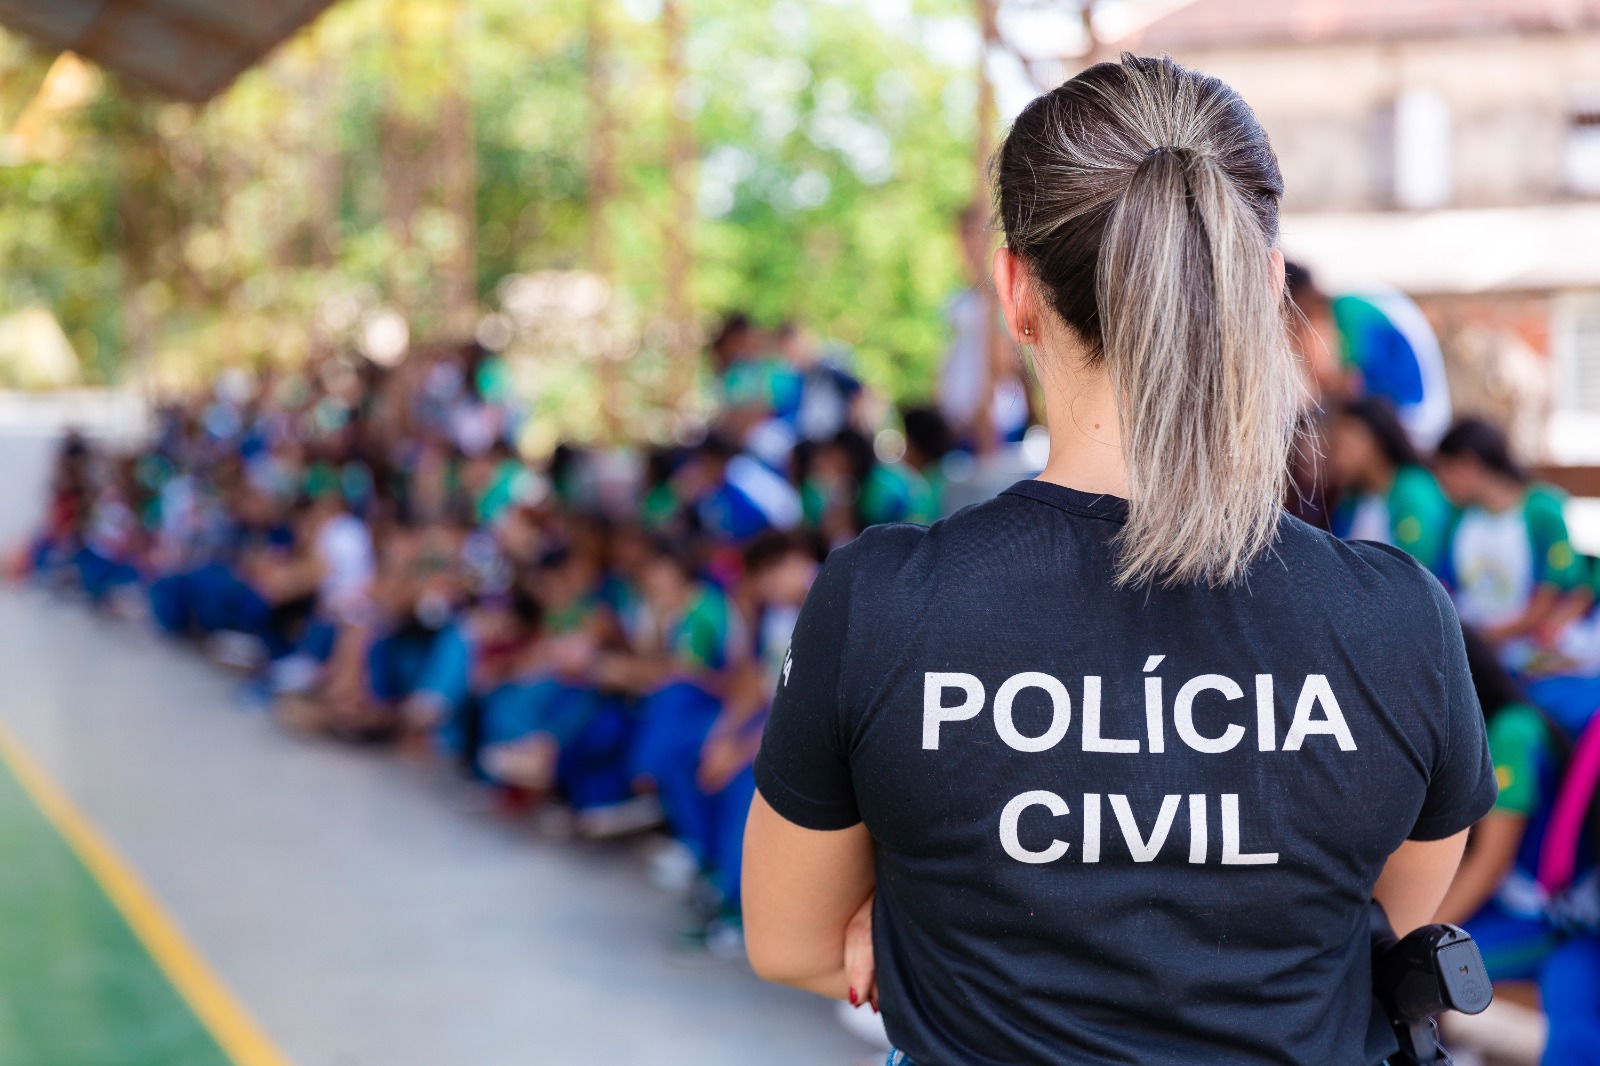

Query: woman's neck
<box><xmin>1032</xmin><ymin>343</ymin><xmax>1130</xmax><ymax>498</ymax></box>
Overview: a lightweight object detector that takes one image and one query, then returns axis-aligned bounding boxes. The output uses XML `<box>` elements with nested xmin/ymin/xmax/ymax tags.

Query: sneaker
<box><xmin>645</xmin><ymin>837</ymin><xmax>700</xmax><ymax>895</ymax></box>
<box><xmin>482</xmin><ymin>739</ymin><xmax>557</xmax><ymax>790</ymax></box>
<box><xmin>575</xmin><ymin>794</ymin><xmax>664</xmax><ymax>839</ymax></box>
<box><xmin>207</xmin><ymin>630</ymin><xmax>268</xmax><ymax>672</ymax></box>
<box><xmin>105</xmin><ymin>584</ymin><xmax>150</xmax><ymax>624</ymax></box>
<box><xmin>704</xmin><ymin>913</ymin><xmax>745</xmax><ymax>962</ymax></box>
<box><xmin>399</xmin><ymin>692</ymin><xmax>449</xmax><ymax>732</ymax></box>
<box><xmin>687</xmin><ymin>875</ymin><xmax>725</xmax><ymax>921</ymax></box>
<box><xmin>274</xmin><ymin>692</ymin><xmax>329</xmax><ymax>733</ymax></box>
<box><xmin>270</xmin><ymin>652</ymin><xmax>322</xmax><ymax>694</ymax></box>
<box><xmin>663</xmin><ymin>918</ymin><xmax>723</xmax><ymax>968</ymax></box>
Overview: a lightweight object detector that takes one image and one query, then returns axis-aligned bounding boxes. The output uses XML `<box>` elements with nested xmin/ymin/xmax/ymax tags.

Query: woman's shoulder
<box><xmin>833</xmin><ymin>490</ymin><xmax>1031</xmax><ymax>569</ymax></box>
<box><xmin>1272</xmin><ymin>511</ymin><xmax>1456</xmax><ymax>623</ymax></box>
<box><xmin>821</xmin><ymin>520</ymin><xmax>931</xmax><ymax>579</ymax></box>
<box><xmin>814</xmin><ymin>509</ymin><xmax>996</xmax><ymax>615</ymax></box>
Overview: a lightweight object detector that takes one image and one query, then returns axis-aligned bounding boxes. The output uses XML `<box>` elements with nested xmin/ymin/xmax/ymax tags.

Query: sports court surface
<box><xmin>0</xmin><ymin>434</ymin><xmax>868</xmax><ymax>1066</ymax></box>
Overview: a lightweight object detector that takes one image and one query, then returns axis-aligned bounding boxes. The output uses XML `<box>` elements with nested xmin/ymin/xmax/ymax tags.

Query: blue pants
<box><xmin>367</xmin><ymin>627</ymin><xmax>442</xmax><ymax>705</ymax></box>
<box><xmin>147</xmin><ymin>573</ymin><xmax>187</xmax><ymax>633</ymax></box>
<box><xmin>413</xmin><ymin>623</ymin><xmax>473</xmax><ymax>755</ymax></box>
<box><xmin>28</xmin><ymin>534</ymin><xmax>69</xmax><ymax>575</ymax></box>
<box><xmin>703</xmin><ymin>766</ymin><xmax>756</xmax><ymax>908</ymax></box>
<box><xmin>72</xmin><ymin>547</ymin><xmax>139</xmax><ymax>604</ymax></box>
<box><xmin>1463</xmin><ymin>900</ymin><xmax>1562</xmax><ymax>982</ymax></box>
<box><xmin>481</xmin><ymin>677</ymin><xmax>599</xmax><ymax>750</ymax></box>
<box><xmin>631</xmin><ymin>681</ymin><xmax>754</xmax><ymax>906</ymax></box>
<box><xmin>149</xmin><ymin>563</ymin><xmax>277</xmax><ymax>649</ymax></box>
<box><xmin>630</xmin><ymin>679</ymin><xmax>722</xmax><ymax>798</ymax></box>
<box><xmin>556</xmin><ymin>699</ymin><xmax>638</xmax><ymax>810</ymax></box>
<box><xmin>1542</xmin><ymin>934</ymin><xmax>1600</xmax><ymax>1065</ymax></box>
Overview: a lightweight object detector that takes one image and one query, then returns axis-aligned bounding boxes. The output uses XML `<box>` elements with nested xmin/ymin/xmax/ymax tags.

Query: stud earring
<box><xmin>1022</xmin><ymin>326</ymin><xmax>1033</xmax><ymax>337</ymax></box>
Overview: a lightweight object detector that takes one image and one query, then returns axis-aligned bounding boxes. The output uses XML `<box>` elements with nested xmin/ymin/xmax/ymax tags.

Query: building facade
<box><xmin>1114</xmin><ymin>0</ymin><xmax>1600</xmax><ymax>464</ymax></box>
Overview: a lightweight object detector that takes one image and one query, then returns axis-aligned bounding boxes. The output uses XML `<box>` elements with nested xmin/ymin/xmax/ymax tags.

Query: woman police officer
<box><xmin>742</xmin><ymin>55</ymin><xmax>1494</xmax><ymax>1065</ymax></box>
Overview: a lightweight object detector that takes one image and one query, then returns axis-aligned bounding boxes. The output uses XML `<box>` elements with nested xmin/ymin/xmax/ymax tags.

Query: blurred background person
<box><xmin>1326</xmin><ymin>395</ymin><xmax>1454</xmax><ymax>574</ymax></box>
<box><xmin>1434</xmin><ymin>418</ymin><xmax>1588</xmax><ymax>657</ymax></box>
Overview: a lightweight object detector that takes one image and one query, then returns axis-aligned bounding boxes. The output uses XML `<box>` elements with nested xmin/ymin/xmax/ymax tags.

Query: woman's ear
<box><xmin>1269</xmin><ymin>248</ymin><xmax>1286</xmax><ymax>302</ymax></box>
<box><xmin>992</xmin><ymin>246</ymin><xmax>1031</xmax><ymax>344</ymax></box>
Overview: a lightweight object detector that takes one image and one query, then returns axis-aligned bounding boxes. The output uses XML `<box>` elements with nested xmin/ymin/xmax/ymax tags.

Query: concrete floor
<box><xmin>0</xmin><ymin>586</ymin><xmax>878</xmax><ymax>1066</ymax></box>
<box><xmin>0</xmin><ymin>428</ymin><xmax>874</xmax><ymax>1066</ymax></box>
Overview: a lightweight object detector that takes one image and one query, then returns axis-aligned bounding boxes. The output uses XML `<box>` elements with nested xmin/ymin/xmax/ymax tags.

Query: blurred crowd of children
<box><xmin>22</xmin><ymin>317</ymin><xmax>959</xmax><ymax>960</ymax></box>
<box><xmin>22</xmin><ymin>283</ymin><xmax>1600</xmax><ymax>1058</ymax></box>
<box><xmin>1292</xmin><ymin>266</ymin><xmax>1600</xmax><ymax>1063</ymax></box>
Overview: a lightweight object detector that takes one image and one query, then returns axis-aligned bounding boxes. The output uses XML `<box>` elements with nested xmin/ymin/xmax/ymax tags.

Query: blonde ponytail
<box><xmin>995</xmin><ymin>54</ymin><xmax>1299</xmax><ymax>587</ymax></box>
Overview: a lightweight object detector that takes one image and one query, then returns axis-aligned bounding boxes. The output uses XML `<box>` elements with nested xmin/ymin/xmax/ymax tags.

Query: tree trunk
<box><xmin>381</xmin><ymin>0</ymin><xmax>430</xmax><ymax>320</ymax></box>
<box><xmin>114</xmin><ymin>101</ymin><xmax>163</xmax><ymax>397</ymax></box>
<box><xmin>440</xmin><ymin>0</ymin><xmax>478</xmax><ymax>338</ymax></box>
<box><xmin>307</xmin><ymin>58</ymin><xmax>342</xmax><ymax>271</ymax></box>
<box><xmin>661</xmin><ymin>0</ymin><xmax>696</xmax><ymax>414</ymax></box>
<box><xmin>588</xmin><ymin>0</ymin><xmax>620</xmax><ymax>440</ymax></box>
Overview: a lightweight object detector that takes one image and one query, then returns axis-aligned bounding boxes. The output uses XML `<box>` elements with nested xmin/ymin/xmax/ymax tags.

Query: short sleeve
<box><xmin>1487</xmin><ymin>705</ymin><xmax>1545</xmax><ymax>817</ymax></box>
<box><xmin>1389</xmin><ymin>467</ymin><xmax>1453</xmax><ymax>576</ymax></box>
<box><xmin>753</xmin><ymin>541</ymin><xmax>862</xmax><ymax>830</ymax></box>
<box><xmin>1409</xmin><ymin>575</ymin><xmax>1499</xmax><ymax>841</ymax></box>
<box><xmin>1527</xmin><ymin>486</ymin><xmax>1586</xmax><ymax>592</ymax></box>
<box><xmin>680</xmin><ymin>587</ymin><xmax>738</xmax><ymax>672</ymax></box>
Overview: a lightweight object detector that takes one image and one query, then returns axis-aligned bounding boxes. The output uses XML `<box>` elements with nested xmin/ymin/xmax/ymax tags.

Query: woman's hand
<box><xmin>844</xmin><ymin>890</ymin><xmax>878</xmax><ymax>1011</ymax></box>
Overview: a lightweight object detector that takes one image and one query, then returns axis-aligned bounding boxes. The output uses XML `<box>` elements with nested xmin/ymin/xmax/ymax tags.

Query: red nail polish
<box><xmin>848</xmin><ymin>987</ymin><xmax>858</xmax><ymax>1006</ymax></box>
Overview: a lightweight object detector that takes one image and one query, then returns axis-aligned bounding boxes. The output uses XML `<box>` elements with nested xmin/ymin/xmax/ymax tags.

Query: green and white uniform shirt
<box><xmin>667</xmin><ymin>582</ymin><xmax>744</xmax><ymax>674</ymax></box>
<box><xmin>1448</xmin><ymin>484</ymin><xmax>1587</xmax><ymax>630</ymax></box>
<box><xmin>1486</xmin><ymin>703</ymin><xmax>1559</xmax><ymax>919</ymax></box>
<box><xmin>1335</xmin><ymin>463</ymin><xmax>1454</xmax><ymax>575</ymax></box>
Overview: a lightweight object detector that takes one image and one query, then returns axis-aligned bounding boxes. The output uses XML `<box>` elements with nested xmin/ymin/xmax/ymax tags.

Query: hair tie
<box><xmin>1143</xmin><ymin>145</ymin><xmax>1177</xmax><ymax>160</ymax></box>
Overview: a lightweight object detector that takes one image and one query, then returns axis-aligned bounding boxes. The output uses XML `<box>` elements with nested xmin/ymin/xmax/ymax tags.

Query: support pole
<box><xmin>440</xmin><ymin>0</ymin><xmax>478</xmax><ymax>338</ymax></box>
<box><xmin>587</xmin><ymin>0</ymin><xmax>620</xmax><ymax>441</ymax></box>
<box><xmin>661</xmin><ymin>0</ymin><xmax>697</xmax><ymax>415</ymax></box>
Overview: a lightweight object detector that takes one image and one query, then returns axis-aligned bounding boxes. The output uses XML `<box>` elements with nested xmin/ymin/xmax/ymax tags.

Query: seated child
<box><xmin>282</xmin><ymin>520</ymin><xmax>460</xmax><ymax>741</ymax></box>
<box><xmin>1435</xmin><ymin>626</ymin><xmax>1564</xmax><ymax>982</ymax></box>
<box><xmin>477</xmin><ymin>545</ymin><xmax>617</xmax><ymax>792</ymax></box>
<box><xmin>681</xmin><ymin>531</ymin><xmax>821</xmax><ymax>929</ymax></box>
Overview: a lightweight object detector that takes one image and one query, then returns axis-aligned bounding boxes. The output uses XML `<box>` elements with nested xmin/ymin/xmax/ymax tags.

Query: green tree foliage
<box><xmin>0</xmin><ymin>0</ymin><xmax>987</xmax><ymax>422</ymax></box>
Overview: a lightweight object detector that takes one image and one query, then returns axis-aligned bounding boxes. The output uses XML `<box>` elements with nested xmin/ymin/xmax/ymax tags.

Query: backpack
<box><xmin>1535</xmin><ymin>708</ymin><xmax>1600</xmax><ymax>930</ymax></box>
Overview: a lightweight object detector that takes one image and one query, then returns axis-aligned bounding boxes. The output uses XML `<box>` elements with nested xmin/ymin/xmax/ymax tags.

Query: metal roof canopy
<box><xmin>0</xmin><ymin>0</ymin><xmax>337</xmax><ymax>103</ymax></box>
<box><xmin>1120</xmin><ymin>0</ymin><xmax>1600</xmax><ymax>51</ymax></box>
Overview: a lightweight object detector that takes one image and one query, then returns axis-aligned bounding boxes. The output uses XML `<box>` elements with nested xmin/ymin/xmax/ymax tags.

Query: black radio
<box><xmin>1370</xmin><ymin>906</ymin><xmax>1494</xmax><ymax>1065</ymax></box>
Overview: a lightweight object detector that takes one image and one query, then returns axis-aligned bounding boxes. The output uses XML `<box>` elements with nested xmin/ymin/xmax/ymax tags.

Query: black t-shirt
<box><xmin>754</xmin><ymin>479</ymin><xmax>1496</xmax><ymax>1066</ymax></box>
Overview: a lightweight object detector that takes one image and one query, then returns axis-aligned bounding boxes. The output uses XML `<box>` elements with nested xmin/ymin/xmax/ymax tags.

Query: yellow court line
<box><xmin>0</xmin><ymin>721</ymin><xmax>295</xmax><ymax>1066</ymax></box>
